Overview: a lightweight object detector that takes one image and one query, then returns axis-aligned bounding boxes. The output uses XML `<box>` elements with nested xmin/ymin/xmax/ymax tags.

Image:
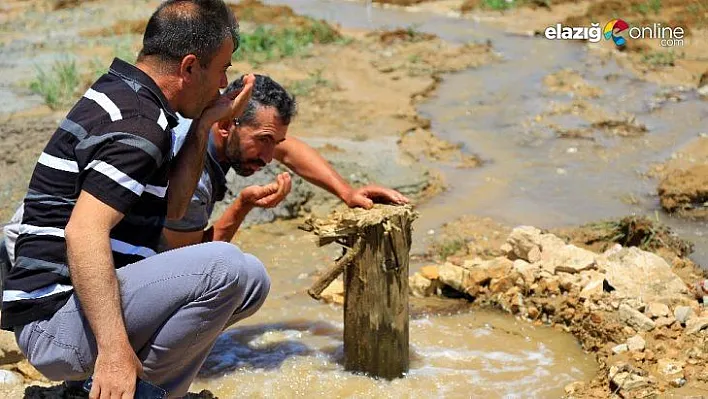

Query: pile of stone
<box><xmin>409</xmin><ymin>226</ymin><xmax>708</xmax><ymax>398</ymax></box>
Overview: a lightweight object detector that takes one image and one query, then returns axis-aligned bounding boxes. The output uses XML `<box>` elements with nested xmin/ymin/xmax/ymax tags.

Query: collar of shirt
<box><xmin>107</xmin><ymin>58</ymin><xmax>179</xmax><ymax>129</ymax></box>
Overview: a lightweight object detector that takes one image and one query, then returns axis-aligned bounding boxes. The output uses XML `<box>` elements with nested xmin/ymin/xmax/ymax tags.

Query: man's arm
<box><xmin>162</xmin><ymin>173</ymin><xmax>290</xmax><ymax>248</ymax></box>
<box><xmin>274</xmin><ymin>136</ymin><xmax>409</xmax><ymax>208</ymax></box>
<box><xmin>65</xmin><ymin>191</ymin><xmax>142</xmax><ymax>398</ymax></box>
<box><xmin>166</xmin><ymin>118</ymin><xmax>211</xmax><ymax>220</ymax></box>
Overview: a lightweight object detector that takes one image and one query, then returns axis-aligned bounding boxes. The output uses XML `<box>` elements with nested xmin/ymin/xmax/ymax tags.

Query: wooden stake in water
<box><xmin>303</xmin><ymin>204</ymin><xmax>416</xmax><ymax>379</ymax></box>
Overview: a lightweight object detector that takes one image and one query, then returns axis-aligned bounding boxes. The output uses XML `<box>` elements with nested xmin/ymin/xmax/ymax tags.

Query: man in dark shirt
<box><xmin>2</xmin><ymin>1</ymin><xmax>265</xmax><ymax>397</ymax></box>
<box><xmin>163</xmin><ymin>74</ymin><xmax>410</xmax><ymax>248</ymax></box>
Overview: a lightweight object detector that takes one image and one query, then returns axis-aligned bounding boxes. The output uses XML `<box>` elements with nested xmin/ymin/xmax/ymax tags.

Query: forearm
<box><xmin>212</xmin><ymin>197</ymin><xmax>254</xmax><ymax>242</ymax></box>
<box><xmin>274</xmin><ymin>137</ymin><xmax>352</xmax><ymax>200</ymax></box>
<box><xmin>167</xmin><ymin>119</ymin><xmax>211</xmax><ymax>220</ymax></box>
<box><xmin>66</xmin><ymin>225</ymin><xmax>129</xmax><ymax>351</ymax></box>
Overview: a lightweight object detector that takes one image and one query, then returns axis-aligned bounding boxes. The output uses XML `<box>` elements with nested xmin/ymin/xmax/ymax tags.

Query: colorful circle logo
<box><xmin>603</xmin><ymin>19</ymin><xmax>630</xmax><ymax>46</ymax></box>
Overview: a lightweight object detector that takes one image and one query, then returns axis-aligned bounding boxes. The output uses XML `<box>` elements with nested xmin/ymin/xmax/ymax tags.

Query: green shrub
<box><xmin>29</xmin><ymin>57</ymin><xmax>80</xmax><ymax>109</ymax></box>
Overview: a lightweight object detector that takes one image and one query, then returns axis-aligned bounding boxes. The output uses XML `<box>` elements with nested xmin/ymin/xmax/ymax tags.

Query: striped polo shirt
<box><xmin>1</xmin><ymin>58</ymin><xmax>178</xmax><ymax>329</ymax></box>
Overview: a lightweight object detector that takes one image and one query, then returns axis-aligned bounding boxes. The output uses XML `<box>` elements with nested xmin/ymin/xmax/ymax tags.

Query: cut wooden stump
<box><xmin>302</xmin><ymin>204</ymin><xmax>417</xmax><ymax>379</ymax></box>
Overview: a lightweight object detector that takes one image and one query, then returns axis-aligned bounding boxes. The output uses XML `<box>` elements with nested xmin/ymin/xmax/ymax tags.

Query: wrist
<box><xmin>337</xmin><ymin>185</ymin><xmax>356</xmax><ymax>205</ymax></box>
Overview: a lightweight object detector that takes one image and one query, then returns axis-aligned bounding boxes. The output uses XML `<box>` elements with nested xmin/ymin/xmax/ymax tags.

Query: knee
<box><xmin>203</xmin><ymin>242</ymin><xmax>270</xmax><ymax>298</ymax></box>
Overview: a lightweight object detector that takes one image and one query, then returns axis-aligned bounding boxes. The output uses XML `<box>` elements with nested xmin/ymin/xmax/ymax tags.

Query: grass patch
<box><xmin>431</xmin><ymin>238</ymin><xmax>468</xmax><ymax>260</ymax></box>
<box><xmin>234</xmin><ymin>21</ymin><xmax>343</xmax><ymax>65</ymax></box>
<box><xmin>632</xmin><ymin>0</ymin><xmax>662</xmax><ymax>15</ymax></box>
<box><xmin>29</xmin><ymin>57</ymin><xmax>80</xmax><ymax>110</ymax></box>
<box><xmin>640</xmin><ymin>50</ymin><xmax>678</xmax><ymax>67</ymax></box>
<box><xmin>288</xmin><ymin>69</ymin><xmax>332</xmax><ymax>97</ymax></box>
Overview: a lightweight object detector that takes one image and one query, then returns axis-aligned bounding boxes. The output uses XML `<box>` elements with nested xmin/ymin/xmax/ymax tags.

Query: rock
<box><xmin>0</xmin><ymin>330</ymin><xmax>22</xmax><ymax>360</ymax></box>
<box><xmin>557</xmin><ymin>272</ymin><xmax>576</xmax><ymax>292</ymax></box>
<box><xmin>685</xmin><ymin>317</ymin><xmax>708</xmax><ymax>334</ymax></box>
<box><xmin>483</xmin><ymin>257</ymin><xmax>514</xmax><ymax>280</ymax></box>
<box><xmin>580</xmin><ymin>271</ymin><xmax>606</xmax><ymax>299</ymax></box>
<box><xmin>513</xmin><ymin>259</ymin><xmax>538</xmax><ymax>285</ymax></box>
<box><xmin>620</xmin><ymin>304</ymin><xmax>656</xmax><ymax>331</ymax></box>
<box><xmin>655</xmin><ymin>316</ymin><xmax>676</xmax><ymax>328</ymax></box>
<box><xmin>613</xmin><ymin>343</ymin><xmax>629</xmax><ymax>354</ymax></box>
<box><xmin>419</xmin><ymin>265</ymin><xmax>439</xmax><ymax>280</ymax></box>
<box><xmin>409</xmin><ymin>273</ymin><xmax>436</xmax><ymax>297</ymax></box>
<box><xmin>490</xmin><ymin>276</ymin><xmax>515</xmax><ymax>294</ymax></box>
<box><xmin>627</xmin><ymin>335</ymin><xmax>646</xmax><ymax>352</ymax></box>
<box><xmin>15</xmin><ymin>360</ymin><xmax>45</xmax><ymax>381</ymax></box>
<box><xmin>541</xmin><ymin>244</ymin><xmax>597</xmax><ymax>274</ymax></box>
<box><xmin>656</xmin><ymin>359</ymin><xmax>685</xmax><ymax>385</ymax></box>
<box><xmin>500</xmin><ymin>242</ymin><xmax>513</xmax><ymax>255</ymax></box>
<box><xmin>539</xmin><ymin>234</ymin><xmax>566</xmax><ymax>253</ymax></box>
<box><xmin>598</xmin><ymin>247</ymin><xmax>687</xmax><ymax>302</ymax></box>
<box><xmin>674</xmin><ymin>306</ymin><xmax>694</xmax><ymax>324</ymax></box>
<box><xmin>544</xmin><ymin>277</ymin><xmax>561</xmax><ymax>295</ymax></box>
<box><xmin>527</xmin><ymin>306</ymin><xmax>540</xmax><ymax>319</ymax></box>
<box><xmin>528</xmin><ymin>246</ymin><xmax>542</xmax><ymax>263</ymax></box>
<box><xmin>0</xmin><ymin>370</ymin><xmax>23</xmax><ymax>386</ymax></box>
<box><xmin>506</xmin><ymin>226</ymin><xmax>543</xmax><ymax>262</ymax></box>
<box><xmin>610</xmin><ymin>371</ymin><xmax>650</xmax><ymax>391</ymax></box>
<box><xmin>564</xmin><ymin>381</ymin><xmax>585</xmax><ymax>395</ymax></box>
<box><xmin>438</xmin><ymin>263</ymin><xmax>470</xmax><ymax>293</ymax></box>
<box><xmin>321</xmin><ymin>280</ymin><xmax>344</xmax><ymax>305</ymax></box>
<box><xmin>647</xmin><ymin>302</ymin><xmax>670</xmax><ymax>319</ymax></box>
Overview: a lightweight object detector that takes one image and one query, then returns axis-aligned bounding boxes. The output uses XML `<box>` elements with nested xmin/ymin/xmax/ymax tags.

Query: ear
<box><xmin>179</xmin><ymin>54</ymin><xmax>199</xmax><ymax>83</ymax></box>
<box><xmin>214</xmin><ymin>119</ymin><xmax>231</xmax><ymax>138</ymax></box>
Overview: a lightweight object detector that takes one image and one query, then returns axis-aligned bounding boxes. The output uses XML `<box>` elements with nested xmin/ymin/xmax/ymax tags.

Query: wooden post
<box><xmin>302</xmin><ymin>204</ymin><xmax>416</xmax><ymax>379</ymax></box>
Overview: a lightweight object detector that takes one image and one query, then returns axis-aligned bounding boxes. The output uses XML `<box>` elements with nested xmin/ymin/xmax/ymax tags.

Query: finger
<box><xmin>230</xmin><ymin>74</ymin><xmax>255</xmax><ymax>119</ymax></box>
<box><xmin>89</xmin><ymin>383</ymin><xmax>100</xmax><ymax>399</ymax></box>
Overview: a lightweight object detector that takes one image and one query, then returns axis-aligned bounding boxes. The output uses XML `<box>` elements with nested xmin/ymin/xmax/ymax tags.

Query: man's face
<box><xmin>183</xmin><ymin>37</ymin><xmax>233</xmax><ymax>118</ymax></box>
<box><xmin>225</xmin><ymin>106</ymin><xmax>288</xmax><ymax>176</ymax></box>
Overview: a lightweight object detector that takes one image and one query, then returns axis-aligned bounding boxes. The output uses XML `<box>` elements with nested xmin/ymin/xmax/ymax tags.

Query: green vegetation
<box><xmin>640</xmin><ymin>50</ymin><xmax>680</xmax><ymax>67</ymax></box>
<box><xmin>89</xmin><ymin>42</ymin><xmax>137</xmax><ymax>84</ymax></box>
<box><xmin>632</xmin><ymin>0</ymin><xmax>662</xmax><ymax>16</ymax></box>
<box><xmin>29</xmin><ymin>57</ymin><xmax>80</xmax><ymax>110</ymax></box>
<box><xmin>482</xmin><ymin>0</ymin><xmax>516</xmax><ymax>11</ymax></box>
<box><xmin>579</xmin><ymin>216</ymin><xmax>693</xmax><ymax>256</ymax></box>
<box><xmin>234</xmin><ymin>21</ymin><xmax>344</xmax><ymax>66</ymax></box>
<box><xmin>288</xmin><ymin>69</ymin><xmax>332</xmax><ymax>97</ymax></box>
<box><xmin>432</xmin><ymin>238</ymin><xmax>467</xmax><ymax>260</ymax></box>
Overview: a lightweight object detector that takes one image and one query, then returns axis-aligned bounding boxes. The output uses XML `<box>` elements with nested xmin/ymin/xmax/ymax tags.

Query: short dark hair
<box><xmin>138</xmin><ymin>0</ymin><xmax>239</xmax><ymax>67</ymax></box>
<box><xmin>227</xmin><ymin>74</ymin><xmax>297</xmax><ymax>126</ymax></box>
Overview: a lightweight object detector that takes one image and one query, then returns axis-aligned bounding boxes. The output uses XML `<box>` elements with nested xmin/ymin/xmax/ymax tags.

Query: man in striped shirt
<box><xmin>1</xmin><ymin>1</ymin><xmax>269</xmax><ymax>397</ymax></box>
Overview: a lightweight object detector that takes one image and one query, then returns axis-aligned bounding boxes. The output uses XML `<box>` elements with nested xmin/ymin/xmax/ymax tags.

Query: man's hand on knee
<box><xmin>89</xmin><ymin>342</ymin><xmax>143</xmax><ymax>399</ymax></box>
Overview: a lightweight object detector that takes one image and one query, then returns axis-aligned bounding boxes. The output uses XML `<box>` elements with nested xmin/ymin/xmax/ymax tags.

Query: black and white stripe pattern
<box><xmin>1</xmin><ymin>59</ymin><xmax>179</xmax><ymax>330</ymax></box>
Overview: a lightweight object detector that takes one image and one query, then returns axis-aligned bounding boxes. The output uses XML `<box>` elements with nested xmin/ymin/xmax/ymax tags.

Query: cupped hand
<box><xmin>343</xmin><ymin>185</ymin><xmax>410</xmax><ymax>209</ymax></box>
<box><xmin>239</xmin><ymin>172</ymin><xmax>292</xmax><ymax>209</ymax></box>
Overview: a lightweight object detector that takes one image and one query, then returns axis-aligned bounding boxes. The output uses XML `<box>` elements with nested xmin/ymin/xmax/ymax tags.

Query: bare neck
<box><xmin>135</xmin><ymin>60</ymin><xmax>182</xmax><ymax>114</ymax></box>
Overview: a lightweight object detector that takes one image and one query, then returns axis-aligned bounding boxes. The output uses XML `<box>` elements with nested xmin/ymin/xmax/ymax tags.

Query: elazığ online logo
<box><xmin>544</xmin><ymin>19</ymin><xmax>684</xmax><ymax>47</ymax></box>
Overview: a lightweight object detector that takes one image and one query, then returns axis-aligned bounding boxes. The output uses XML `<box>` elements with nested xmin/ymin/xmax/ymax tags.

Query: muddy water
<box><xmin>261</xmin><ymin>0</ymin><xmax>708</xmax><ymax>266</ymax></box>
<box><xmin>190</xmin><ymin>220</ymin><xmax>595</xmax><ymax>397</ymax></box>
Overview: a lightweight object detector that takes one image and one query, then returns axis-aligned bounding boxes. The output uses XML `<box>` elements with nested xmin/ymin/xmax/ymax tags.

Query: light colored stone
<box><xmin>564</xmin><ymin>381</ymin><xmax>585</xmax><ymax>395</ymax></box>
<box><xmin>599</xmin><ymin>247</ymin><xmax>687</xmax><ymax>302</ymax></box>
<box><xmin>419</xmin><ymin>265</ymin><xmax>439</xmax><ymax>280</ymax></box>
<box><xmin>0</xmin><ymin>370</ymin><xmax>23</xmax><ymax>386</ymax></box>
<box><xmin>409</xmin><ymin>273</ymin><xmax>435</xmax><ymax>298</ymax></box>
<box><xmin>619</xmin><ymin>304</ymin><xmax>656</xmax><ymax>331</ymax></box>
<box><xmin>438</xmin><ymin>263</ymin><xmax>470</xmax><ymax>293</ymax></box>
<box><xmin>500</xmin><ymin>242</ymin><xmax>513</xmax><ymax>255</ymax></box>
<box><xmin>656</xmin><ymin>359</ymin><xmax>684</xmax><ymax>382</ymax></box>
<box><xmin>483</xmin><ymin>257</ymin><xmax>514</xmax><ymax>280</ymax></box>
<box><xmin>527</xmin><ymin>246</ymin><xmax>542</xmax><ymax>263</ymax></box>
<box><xmin>541</xmin><ymin>244</ymin><xmax>597</xmax><ymax>274</ymax></box>
<box><xmin>15</xmin><ymin>360</ymin><xmax>45</xmax><ymax>382</ymax></box>
<box><xmin>626</xmin><ymin>335</ymin><xmax>646</xmax><ymax>352</ymax></box>
<box><xmin>490</xmin><ymin>276</ymin><xmax>515</xmax><ymax>294</ymax></box>
<box><xmin>612</xmin><ymin>343</ymin><xmax>629</xmax><ymax>354</ymax></box>
<box><xmin>610</xmin><ymin>371</ymin><xmax>650</xmax><ymax>391</ymax></box>
<box><xmin>513</xmin><ymin>259</ymin><xmax>538</xmax><ymax>286</ymax></box>
<box><xmin>580</xmin><ymin>271</ymin><xmax>606</xmax><ymax>299</ymax></box>
<box><xmin>0</xmin><ymin>330</ymin><xmax>22</xmax><ymax>360</ymax></box>
<box><xmin>506</xmin><ymin>226</ymin><xmax>543</xmax><ymax>262</ymax></box>
<box><xmin>685</xmin><ymin>317</ymin><xmax>708</xmax><ymax>335</ymax></box>
<box><xmin>539</xmin><ymin>234</ymin><xmax>566</xmax><ymax>253</ymax></box>
<box><xmin>557</xmin><ymin>272</ymin><xmax>577</xmax><ymax>292</ymax></box>
<box><xmin>674</xmin><ymin>306</ymin><xmax>694</xmax><ymax>324</ymax></box>
<box><xmin>647</xmin><ymin>302</ymin><xmax>670</xmax><ymax>319</ymax></box>
<box><xmin>321</xmin><ymin>280</ymin><xmax>344</xmax><ymax>305</ymax></box>
<box><xmin>655</xmin><ymin>316</ymin><xmax>676</xmax><ymax>328</ymax></box>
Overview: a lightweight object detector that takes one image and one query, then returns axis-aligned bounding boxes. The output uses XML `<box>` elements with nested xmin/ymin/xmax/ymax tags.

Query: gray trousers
<box><xmin>13</xmin><ymin>241</ymin><xmax>270</xmax><ymax>397</ymax></box>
